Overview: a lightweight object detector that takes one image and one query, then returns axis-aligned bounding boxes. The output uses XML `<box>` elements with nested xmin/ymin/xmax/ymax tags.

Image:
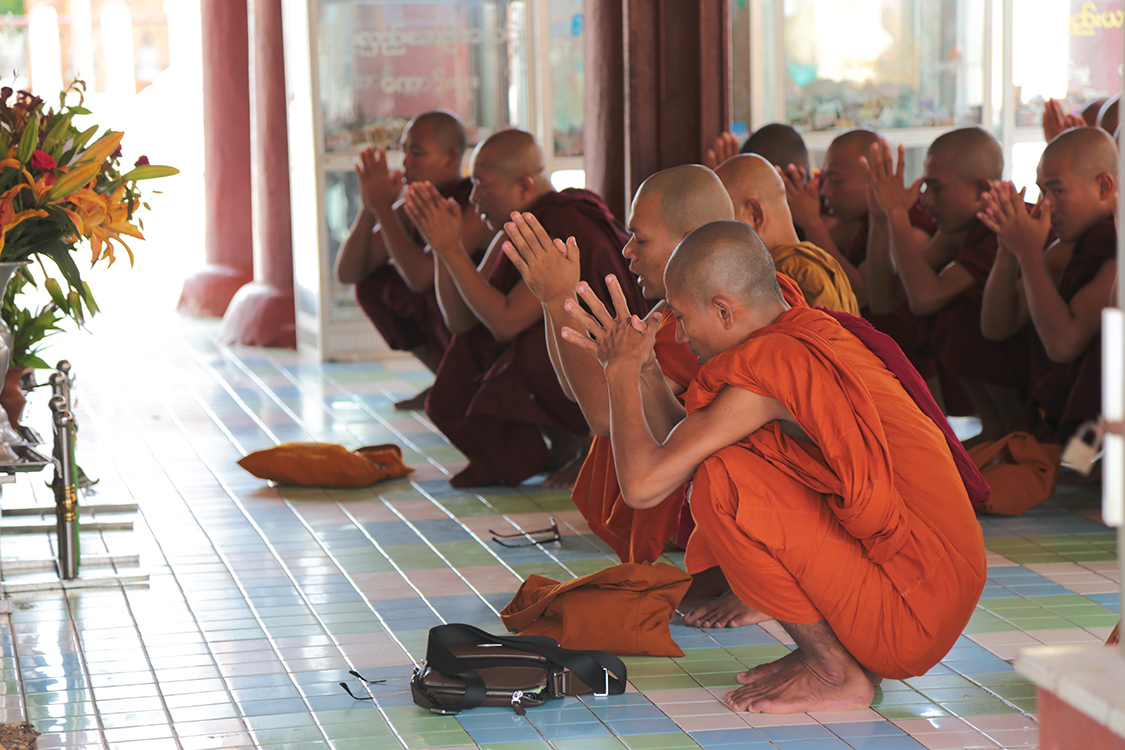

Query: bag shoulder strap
<box><xmin>424</xmin><ymin>623</ymin><xmax>627</xmax><ymax>711</ymax></box>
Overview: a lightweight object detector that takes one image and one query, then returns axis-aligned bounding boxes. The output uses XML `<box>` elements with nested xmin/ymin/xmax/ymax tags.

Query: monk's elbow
<box><xmin>907</xmin><ymin>294</ymin><xmax>944</xmax><ymax>317</ymax></box>
<box><xmin>1044</xmin><ymin>337</ymin><xmax>1084</xmax><ymax>364</ymax></box>
<box><xmin>401</xmin><ymin>273</ymin><xmax>435</xmax><ymax>295</ymax></box>
<box><xmin>621</xmin><ymin>488</ymin><xmax>662</xmax><ymax>510</ymax></box>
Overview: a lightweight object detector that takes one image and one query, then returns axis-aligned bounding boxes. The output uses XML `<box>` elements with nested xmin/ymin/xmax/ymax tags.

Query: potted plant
<box><xmin>0</xmin><ymin>270</ymin><xmax>66</xmax><ymax>425</ymax></box>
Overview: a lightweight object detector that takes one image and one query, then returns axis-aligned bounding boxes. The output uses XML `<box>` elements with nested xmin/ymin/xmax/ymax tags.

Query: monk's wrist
<box><xmin>606</xmin><ymin>358</ymin><xmax>643</xmax><ymax>380</ymax></box>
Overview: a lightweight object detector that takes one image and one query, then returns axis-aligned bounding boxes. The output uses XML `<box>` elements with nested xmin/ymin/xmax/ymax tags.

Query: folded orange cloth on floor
<box><xmin>969</xmin><ymin>432</ymin><xmax>1062</xmax><ymax>516</ymax></box>
<box><xmin>499</xmin><ymin>563</ymin><xmax>692</xmax><ymax>657</ymax></box>
<box><xmin>237</xmin><ymin>442</ymin><xmax>414</xmax><ymax>487</ymax></box>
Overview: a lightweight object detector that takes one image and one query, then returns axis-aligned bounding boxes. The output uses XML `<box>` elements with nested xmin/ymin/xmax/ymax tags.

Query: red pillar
<box><xmin>218</xmin><ymin>0</ymin><xmax>296</xmax><ymax>347</ymax></box>
<box><xmin>585</xmin><ymin>0</ymin><xmax>730</xmax><ymax>220</ymax></box>
<box><xmin>178</xmin><ymin>0</ymin><xmax>254</xmax><ymax>317</ymax></box>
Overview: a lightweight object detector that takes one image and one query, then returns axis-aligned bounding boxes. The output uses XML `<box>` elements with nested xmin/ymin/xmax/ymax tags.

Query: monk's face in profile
<box><xmin>1036</xmin><ymin>155</ymin><xmax>1114</xmax><ymax>242</ymax></box>
<box><xmin>469</xmin><ymin>150</ymin><xmax>525</xmax><ymax>232</ymax></box>
<box><xmin>624</xmin><ymin>193</ymin><xmax>679</xmax><ymax>299</ymax></box>
<box><xmin>665</xmin><ymin>286</ymin><xmax>727</xmax><ymax>363</ymax></box>
<box><xmin>920</xmin><ymin>151</ymin><xmax>986</xmax><ymax>233</ymax></box>
<box><xmin>400</xmin><ymin>123</ymin><xmax>457</xmax><ymax>186</ymax></box>
<box><xmin>820</xmin><ymin>143</ymin><xmax>870</xmax><ymax>222</ymax></box>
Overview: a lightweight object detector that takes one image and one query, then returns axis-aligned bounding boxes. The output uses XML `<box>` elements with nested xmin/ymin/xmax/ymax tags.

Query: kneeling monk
<box><xmin>561</xmin><ymin>221</ymin><xmax>986</xmax><ymax>713</ymax></box>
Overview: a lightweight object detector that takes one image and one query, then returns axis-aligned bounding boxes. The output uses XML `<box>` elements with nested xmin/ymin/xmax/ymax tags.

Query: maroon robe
<box><xmin>845</xmin><ymin>203</ymin><xmax>939</xmax><ymax>379</ymax></box>
<box><xmin>929</xmin><ymin>221</ymin><xmax>1029</xmax><ymax>412</ymax></box>
<box><xmin>425</xmin><ymin>188</ymin><xmax>649</xmax><ymax>488</ymax></box>
<box><xmin>1029</xmin><ymin>215</ymin><xmax>1116</xmax><ymax>443</ymax></box>
<box><xmin>354</xmin><ymin>177</ymin><xmax>477</xmax><ymax>370</ymax></box>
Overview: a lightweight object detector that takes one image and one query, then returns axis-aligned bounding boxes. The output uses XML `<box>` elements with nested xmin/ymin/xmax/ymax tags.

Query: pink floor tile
<box><xmin>673</xmin><ymin>714</ymin><xmax>749</xmax><ymax>731</ymax></box>
<box><xmin>645</xmin><ymin>688</ymin><xmax>721</xmax><ymax>705</ymax></box>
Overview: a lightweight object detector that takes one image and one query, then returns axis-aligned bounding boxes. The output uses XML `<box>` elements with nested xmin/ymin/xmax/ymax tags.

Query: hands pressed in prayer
<box><xmin>977</xmin><ymin>181</ymin><xmax>1049</xmax><ymax>264</ymax></box>
<box><xmin>778</xmin><ymin>164</ymin><xmax>822</xmax><ymax>228</ymax></box>
<box><xmin>560</xmin><ymin>274</ymin><xmax>659</xmax><ymax>373</ymax></box>
<box><xmin>404</xmin><ymin>182</ymin><xmax>464</xmax><ymax>261</ymax></box>
<box><xmin>356</xmin><ymin>146</ymin><xmax>404</xmax><ymax>215</ymax></box>
<box><xmin>861</xmin><ymin>140</ymin><xmax>922</xmax><ymax>220</ymax></box>
<box><xmin>704</xmin><ymin>132</ymin><xmax>741</xmax><ymax>171</ymax></box>
<box><xmin>501</xmin><ymin>211</ymin><xmax>581</xmax><ymax>305</ymax></box>
<box><xmin>1042</xmin><ymin>98</ymin><xmax>1085</xmax><ymax>143</ymax></box>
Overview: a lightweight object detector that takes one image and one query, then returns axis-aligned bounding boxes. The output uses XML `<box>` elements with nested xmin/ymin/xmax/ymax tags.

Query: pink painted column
<box><xmin>177</xmin><ymin>0</ymin><xmax>254</xmax><ymax>317</ymax></box>
<box><xmin>219</xmin><ymin>0</ymin><xmax>296</xmax><ymax>347</ymax></box>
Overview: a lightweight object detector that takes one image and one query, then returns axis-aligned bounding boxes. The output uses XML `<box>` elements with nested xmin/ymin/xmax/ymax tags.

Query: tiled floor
<box><xmin>0</xmin><ymin>313</ymin><xmax>1116</xmax><ymax>750</ymax></box>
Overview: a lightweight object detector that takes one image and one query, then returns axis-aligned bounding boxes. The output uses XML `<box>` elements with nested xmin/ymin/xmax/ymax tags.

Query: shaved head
<box><xmin>927</xmin><ymin>127</ymin><xmax>1003</xmax><ymax>182</ymax></box>
<box><xmin>828</xmin><ymin>127</ymin><xmax>880</xmax><ymax>158</ymax></box>
<box><xmin>1082</xmin><ymin>97</ymin><xmax>1108</xmax><ymax>127</ymax></box>
<box><xmin>665</xmin><ymin>221</ymin><xmax>782</xmax><ymax>310</ymax></box>
<box><xmin>741</xmin><ymin>123</ymin><xmax>811</xmax><ymax>174</ymax></box>
<box><xmin>634</xmin><ymin>165</ymin><xmax>734</xmax><ymax>237</ymax></box>
<box><xmin>1099</xmin><ymin>95</ymin><xmax>1120</xmax><ymax>135</ymax></box>
<box><xmin>472</xmin><ymin>128</ymin><xmax>547</xmax><ymax>181</ymax></box>
<box><xmin>408</xmin><ymin>109</ymin><xmax>468</xmax><ymax>157</ymax></box>
<box><xmin>1043</xmin><ymin>126</ymin><xmax>1118</xmax><ymax>178</ymax></box>
<box><xmin>716</xmin><ymin>154</ymin><xmax>787</xmax><ymax>211</ymax></box>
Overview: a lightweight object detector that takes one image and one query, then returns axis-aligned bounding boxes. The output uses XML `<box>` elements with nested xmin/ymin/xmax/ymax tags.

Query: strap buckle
<box><xmin>594</xmin><ymin>667</ymin><xmax>610</xmax><ymax>697</ymax></box>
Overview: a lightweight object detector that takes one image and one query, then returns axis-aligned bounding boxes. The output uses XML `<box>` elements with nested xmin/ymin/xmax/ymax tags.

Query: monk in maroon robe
<box><xmin>868</xmin><ymin>127</ymin><xmax>1025</xmax><ymax>440</ymax></box>
<box><xmin>334</xmin><ymin>110</ymin><xmax>493</xmax><ymax>408</ymax></box>
<box><xmin>980</xmin><ymin>127</ymin><xmax>1118</xmax><ymax>444</ymax></box>
<box><xmin>405</xmin><ymin>129</ymin><xmax>646</xmax><ymax>487</ymax></box>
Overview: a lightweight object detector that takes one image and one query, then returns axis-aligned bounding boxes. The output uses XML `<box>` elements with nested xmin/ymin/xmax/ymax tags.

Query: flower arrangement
<box><xmin>1</xmin><ymin>271</ymin><xmax>64</xmax><ymax>370</ymax></box>
<box><xmin>0</xmin><ymin>81</ymin><xmax>177</xmax><ymax>325</ymax></box>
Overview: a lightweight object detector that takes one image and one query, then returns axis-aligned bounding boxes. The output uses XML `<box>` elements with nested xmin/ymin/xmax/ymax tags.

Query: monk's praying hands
<box><xmin>977</xmin><ymin>181</ymin><xmax>1048</xmax><ymax>262</ymax></box>
<box><xmin>862</xmin><ymin>140</ymin><xmax>921</xmax><ymax>219</ymax></box>
<box><xmin>404</xmin><ymin>182</ymin><xmax>464</xmax><ymax>260</ymax></box>
<box><xmin>356</xmin><ymin>146</ymin><xmax>404</xmax><ymax>215</ymax></box>
<box><xmin>501</xmin><ymin>211</ymin><xmax>581</xmax><ymax>305</ymax></box>
<box><xmin>560</xmin><ymin>275</ymin><xmax>656</xmax><ymax>372</ymax></box>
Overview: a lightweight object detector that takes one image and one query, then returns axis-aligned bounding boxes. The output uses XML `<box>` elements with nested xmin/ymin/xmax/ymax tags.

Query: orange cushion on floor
<box><xmin>237</xmin><ymin>442</ymin><xmax>413</xmax><ymax>487</ymax></box>
<box><xmin>499</xmin><ymin>563</ymin><xmax>692</xmax><ymax>657</ymax></box>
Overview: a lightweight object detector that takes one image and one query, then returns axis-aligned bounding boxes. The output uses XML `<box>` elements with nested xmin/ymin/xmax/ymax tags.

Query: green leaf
<box><xmin>22</xmin><ymin>354</ymin><xmax>51</xmax><ymax>370</ymax></box>
<box><xmin>66</xmin><ymin>291</ymin><xmax>83</xmax><ymax>325</ymax></box>
<box><xmin>16</xmin><ymin>115</ymin><xmax>39</xmax><ymax>164</ymax></box>
<box><xmin>42</xmin><ymin>112</ymin><xmax>73</xmax><ymax>157</ymax></box>
<box><xmin>67</xmin><ymin>106</ymin><xmax>91</xmax><ymax>116</ymax></box>
<box><xmin>44</xmin><ymin>277</ymin><xmax>67</xmax><ymax>309</ymax></box>
<box><xmin>120</xmin><ymin>164</ymin><xmax>179</xmax><ymax>181</ymax></box>
<box><xmin>81</xmin><ymin>281</ymin><xmax>99</xmax><ymax>314</ymax></box>
<box><xmin>59</xmin><ymin>125</ymin><xmax>98</xmax><ymax>165</ymax></box>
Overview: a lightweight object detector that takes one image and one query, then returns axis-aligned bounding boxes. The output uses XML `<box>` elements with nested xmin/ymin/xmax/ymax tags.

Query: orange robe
<box><xmin>682</xmin><ymin>306</ymin><xmax>986</xmax><ymax>679</ymax></box>
<box><xmin>771</xmin><ymin>241</ymin><xmax>860</xmax><ymax>314</ymax></box>
<box><xmin>572</xmin><ymin>274</ymin><xmax>808</xmax><ymax>564</ymax></box>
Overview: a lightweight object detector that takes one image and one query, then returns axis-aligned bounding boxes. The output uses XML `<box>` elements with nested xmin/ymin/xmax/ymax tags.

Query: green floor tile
<box><xmin>871</xmin><ymin>689</ymin><xmax>929</xmax><ymax>706</ymax></box>
<box><xmin>917</xmin><ymin>686</ymin><xmax>997</xmax><ymax>703</ymax></box>
<box><xmin>252</xmin><ymin>727</ymin><xmax>328</xmax><ymax>744</ymax></box>
<box><xmin>987</xmin><ymin>683</ymin><xmax>1038</xmax><ymax>701</ymax></box>
<box><xmin>621</xmin><ymin>734</ymin><xmax>701</xmax><ymax>750</ymax></box>
<box><xmin>874</xmin><ymin>703</ymin><xmax>951</xmax><ymax>720</ymax></box>
<box><xmin>627</xmin><ymin>675</ymin><xmax>702</xmax><ymax>691</ymax></box>
<box><xmin>552</xmin><ymin>738</ymin><xmax>627</xmax><ymax>750</ymax></box>
<box><xmin>477</xmin><ymin>741</ymin><xmax>552</xmax><ymax>750</ymax></box>
<box><xmin>400</xmin><ymin>728</ymin><xmax>474</xmax><ymax>749</ymax></box>
<box><xmin>973</xmin><ymin>672</ymin><xmax>1033</xmax><ymax>686</ymax></box>
<box><xmin>938</xmin><ymin>698</ymin><xmax>1018</xmax><ymax>716</ymax></box>
<box><xmin>626</xmin><ymin>662</ymin><xmax>689</xmax><ymax>678</ymax></box>
<box><xmin>904</xmin><ymin>674</ymin><xmax>976</xmax><ymax>690</ymax></box>
<box><xmin>690</xmin><ymin>672</ymin><xmax>738</xmax><ymax>688</ymax></box>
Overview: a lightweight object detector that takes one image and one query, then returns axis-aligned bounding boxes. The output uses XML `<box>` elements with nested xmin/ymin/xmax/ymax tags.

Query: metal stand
<box><xmin>0</xmin><ymin>361</ymin><xmax>148</xmax><ymax>592</ymax></box>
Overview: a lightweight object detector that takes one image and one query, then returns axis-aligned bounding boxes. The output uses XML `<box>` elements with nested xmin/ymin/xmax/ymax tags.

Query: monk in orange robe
<box><xmin>980</xmin><ymin>127</ymin><xmax>1118</xmax><ymax>444</ymax></box>
<box><xmin>405</xmin><ymin>129</ymin><xmax>645</xmax><ymax>487</ymax></box>
<box><xmin>715</xmin><ymin>154</ymin><xmax>859</xmax><ymax>314</ymax></box>
<box><xmin>334</xmin><ymin>111</ymin><xmax>493</xmax><ymax>408</ymax></box>
<box><xmin>868</xmin><ymin>128</ymin><xmax>1026</xmax><ymax>440</ymax></box>
<box><xmin>503</xmin><ymin>165</ymin><xmax>792</xmax><ymax>628</ymax></box>
<box><xmin>560</xmin><ymin>221</ymin><xmax>986</xmax><ymax>713</ymax></box>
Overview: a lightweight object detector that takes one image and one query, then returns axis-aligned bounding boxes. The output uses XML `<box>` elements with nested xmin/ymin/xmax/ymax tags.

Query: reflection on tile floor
<box><xmin>0</xmin><ymin>317</ymin><xmax>1114</xmax><ymax>749</ymax></box>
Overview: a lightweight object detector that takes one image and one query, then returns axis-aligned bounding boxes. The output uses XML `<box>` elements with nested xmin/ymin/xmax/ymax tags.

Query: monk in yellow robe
<box><xmin>560</xmin><ymin>221</ymin><xmax>986</xmax><ymax>712</ymax></box>
<box><xmin>716</xmin><ymin>154</ymin><xmax>859</xmax><ymax>313</ymax></box>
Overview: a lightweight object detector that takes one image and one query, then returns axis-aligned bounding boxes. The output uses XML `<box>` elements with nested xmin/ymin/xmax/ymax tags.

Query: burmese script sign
<box><xmin>318</xmin><ymin>2</ymin><xmax>522</xmax><ymax>153</ymax></box>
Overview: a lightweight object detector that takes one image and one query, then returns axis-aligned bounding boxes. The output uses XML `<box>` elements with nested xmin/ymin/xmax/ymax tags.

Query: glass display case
<box><xmin>283</xmin><ymin>0</ymin><xmax>581</xmax><ymax>360</ymax></box>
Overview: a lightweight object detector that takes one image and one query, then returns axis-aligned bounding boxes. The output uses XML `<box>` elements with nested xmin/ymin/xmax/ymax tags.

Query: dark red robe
<box><xmin>1028</xmin><ymin>215</ymin><xmax>1117</xmax><ymax>443</ymax></box>
<box><xmin>929</xmin><ymin>221</ymin><xmax>1029</xmax><ymax>413</ymax></box>
<box><xmin>354</xmin><ymin>177</ymin><xmax>477</xmax><ymax>371</ymax></box>
<box><xmin>845</xmin><ymin>203</ymin><xmax>939</xmax><ymax>379</ymax></box>
<box><xmin>425</xmin><ymin>189</ymin><xmax>648</xmax><ymax>487</ymax></box>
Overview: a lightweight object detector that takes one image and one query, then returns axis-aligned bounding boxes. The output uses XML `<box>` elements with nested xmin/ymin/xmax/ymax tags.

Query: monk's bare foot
<box><xmin>543</xmin><ymin>454</ymin><xmax>583</xmax><ymax>488</ymax></box>
<box><xmin>725</xmin><ymin>648</ymin><xmax>874</xmax><ymax>713</ymax></box>
<box><xmin>394</xmin><ymin>386</ymin><xmax>431</xmax><ymax>411</ymax></box>
<box><xmin>682</xmin><ymin>591</ymin><xmax>770</xmax><ymax>628</ymax></box>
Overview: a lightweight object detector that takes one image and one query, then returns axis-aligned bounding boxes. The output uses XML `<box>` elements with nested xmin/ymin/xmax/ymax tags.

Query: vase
<box><xmin>0</xmin><ymin>261</ymin><xmax>32</xmax><ymax>463</ymax></box>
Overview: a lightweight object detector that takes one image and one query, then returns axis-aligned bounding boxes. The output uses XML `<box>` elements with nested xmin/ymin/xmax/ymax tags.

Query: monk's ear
<box><xmin>974</xmin><ymin>179</ymin><xmax>992</xmax><ymax>200</ymax></box>
<box><xmin>710</xmin><ymin>295</ymin><xmax>736</xmax><ymax>329</ymax></box>
<box><xmin>746</xmin><ymin>199</ymin><xmax>766</xmax><ymax>231</ymax></box>
<box><xmin>515</xmin><ymin>174</ymin><xmax>536</xmax><ymax>200</ymax></box>
<box><xmin>1096</xmin><ymin>171</ymin><xmax>1116</xmax><ymax>201</ymax></box>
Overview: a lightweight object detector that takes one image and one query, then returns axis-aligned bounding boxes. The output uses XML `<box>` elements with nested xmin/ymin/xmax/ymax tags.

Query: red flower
<box><xmin>134</xmin><ymin>155</ymin><xmax>149</xmax><ymax>166</ymax></box>
<box><xmin>29</xmin><ymin>150</ymin><xmax>56</xmax><ymax>171</ymax></box>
